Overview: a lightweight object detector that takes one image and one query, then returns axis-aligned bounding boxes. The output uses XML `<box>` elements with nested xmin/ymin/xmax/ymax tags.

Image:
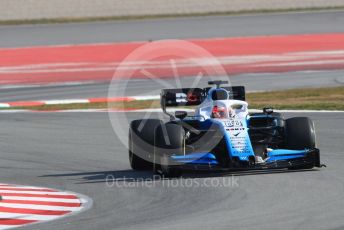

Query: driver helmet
<box><xmin>211</xmin><ymin>105</ymin><xmax>227</xmax><ymax>119</ymax></box>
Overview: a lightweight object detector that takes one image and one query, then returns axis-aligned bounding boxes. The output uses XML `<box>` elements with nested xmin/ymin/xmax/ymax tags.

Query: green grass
<box><xmin>246</xmin><ymin>87</ymin><xmax>344</xmax><ymax>110</ymax></box>
<box><xmin>1</xmin><ymin>6</ymin><xmax>344</xmax><ymax>25</ymax></box>
<box><xmin>1</xmin><ymin>87</ymin><xmax>344</xmax><ymax>111</ymax></box>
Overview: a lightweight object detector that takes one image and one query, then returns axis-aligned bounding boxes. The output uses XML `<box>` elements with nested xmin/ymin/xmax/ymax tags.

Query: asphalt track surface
<box><xmin>0</xmin><ymin>111</ymin><xmax>343</xmax><ymax>230</ymax></box>
<box><xmin>1</xmin><ymin>11</ymin><xmax>344</xmax><ymax>230</ymax></box>
<box><xmin>1</xmin><ymin>70</ymin><xmax>344</xmax><ymax>102</ymax></box>
<box><xmin>1</xmin><ymin>11</ymin><xmax>344</xmax><ymax>48</ymax></box>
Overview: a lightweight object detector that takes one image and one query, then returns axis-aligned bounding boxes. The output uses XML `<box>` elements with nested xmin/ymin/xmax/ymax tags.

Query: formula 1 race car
<box><xmin>129</xmin><ymin>81</ymin><xmax>323</xmax><ymax>177</ymax></box>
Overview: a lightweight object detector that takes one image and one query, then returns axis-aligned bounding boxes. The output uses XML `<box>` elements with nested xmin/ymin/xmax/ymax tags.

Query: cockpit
<box><xmin>196</xmin><ymin>88</ymin><xmax>249</xmax><ymax>120</ymax></box>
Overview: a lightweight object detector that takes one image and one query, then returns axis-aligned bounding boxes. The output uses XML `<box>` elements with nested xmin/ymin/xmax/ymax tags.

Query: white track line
<box><xmin>0</xmin><ymin>186</ymin><xmax>55</xmax><ymax>190</ymax></box>
<box><xmin>1</xmin><ymin>196</ymin><xmax>82</xmax><ymax>203</ymax></box>
<box><xmin>0</xmin><ymin>226</ymin><xmax>21</xmax><ymax>230</ymax></box>
<box><xmin>0</xmin><ymin>190</ymin><xmax>75</xmax><ymax>195</ymax></box>
<box><xmin>44</xmin><ymin>99</ymin><xmax>90</xmax><ymax>105</ymax></box>
<box><xmin>0</xmin><ymin>213</ymin><xmax>62</xmax><ymax>221</ymax></box>
<box><xmin>0</xmin><ymin>203</ymin><xmax>82</xmax><ymax>211</ymax></box>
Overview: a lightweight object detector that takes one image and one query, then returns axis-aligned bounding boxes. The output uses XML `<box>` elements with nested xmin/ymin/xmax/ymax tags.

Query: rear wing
<box><xmin>161</xmin><ymin>88</ymin><xmax>204</xmax><ymax>107</ymax></box>
<box><xmin>161</xmin><ymin>86</ymin><xmax>245</xmax><ymax>108</ymax></box>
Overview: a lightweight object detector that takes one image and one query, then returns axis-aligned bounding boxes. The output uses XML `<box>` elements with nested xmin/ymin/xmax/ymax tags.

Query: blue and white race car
<box><xmin>129</xmin><ymin>81</ymin><xmax>323</xmax><ymax>177</ymax></box>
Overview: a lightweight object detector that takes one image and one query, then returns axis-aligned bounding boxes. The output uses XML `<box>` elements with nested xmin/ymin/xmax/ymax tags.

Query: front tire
<box><xmin>285</xmin><ymin>117</ymin><xmax>317</xmax><ymax>170</ymax></box>
<box><xmin>285</xmin><ymin>117</ymin><xmax>316</xmax><ymax>150</ymax></box>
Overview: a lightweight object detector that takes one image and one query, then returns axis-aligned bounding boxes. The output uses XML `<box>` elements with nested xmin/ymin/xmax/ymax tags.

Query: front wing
<box><xmin>169</xmin><ymin>148</ymin><xmax>321</xmax><ymax>171</ymax></box>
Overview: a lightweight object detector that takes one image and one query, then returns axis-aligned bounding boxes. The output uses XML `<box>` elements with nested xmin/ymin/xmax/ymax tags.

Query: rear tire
<box><xmin>154</xmin><ymin>123</ymin><xmax>184</xmax><ymax>177</ymax></box>
<box><xmin>129</xmin><ymin>119</ymin><xmax>163</xmax><ymax>170</ymax></box>
<box><xmin>285</xmin><ymin>117</ymin><xmax>316</xmax><ymax>150</ymax></box>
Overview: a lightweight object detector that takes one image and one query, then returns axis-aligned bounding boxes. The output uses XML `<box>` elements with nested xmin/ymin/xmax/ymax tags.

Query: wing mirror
<box><xmin>175</xmin><ymin>111</ymin><xmax>188</xmax><ymax>120</ymax></box>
